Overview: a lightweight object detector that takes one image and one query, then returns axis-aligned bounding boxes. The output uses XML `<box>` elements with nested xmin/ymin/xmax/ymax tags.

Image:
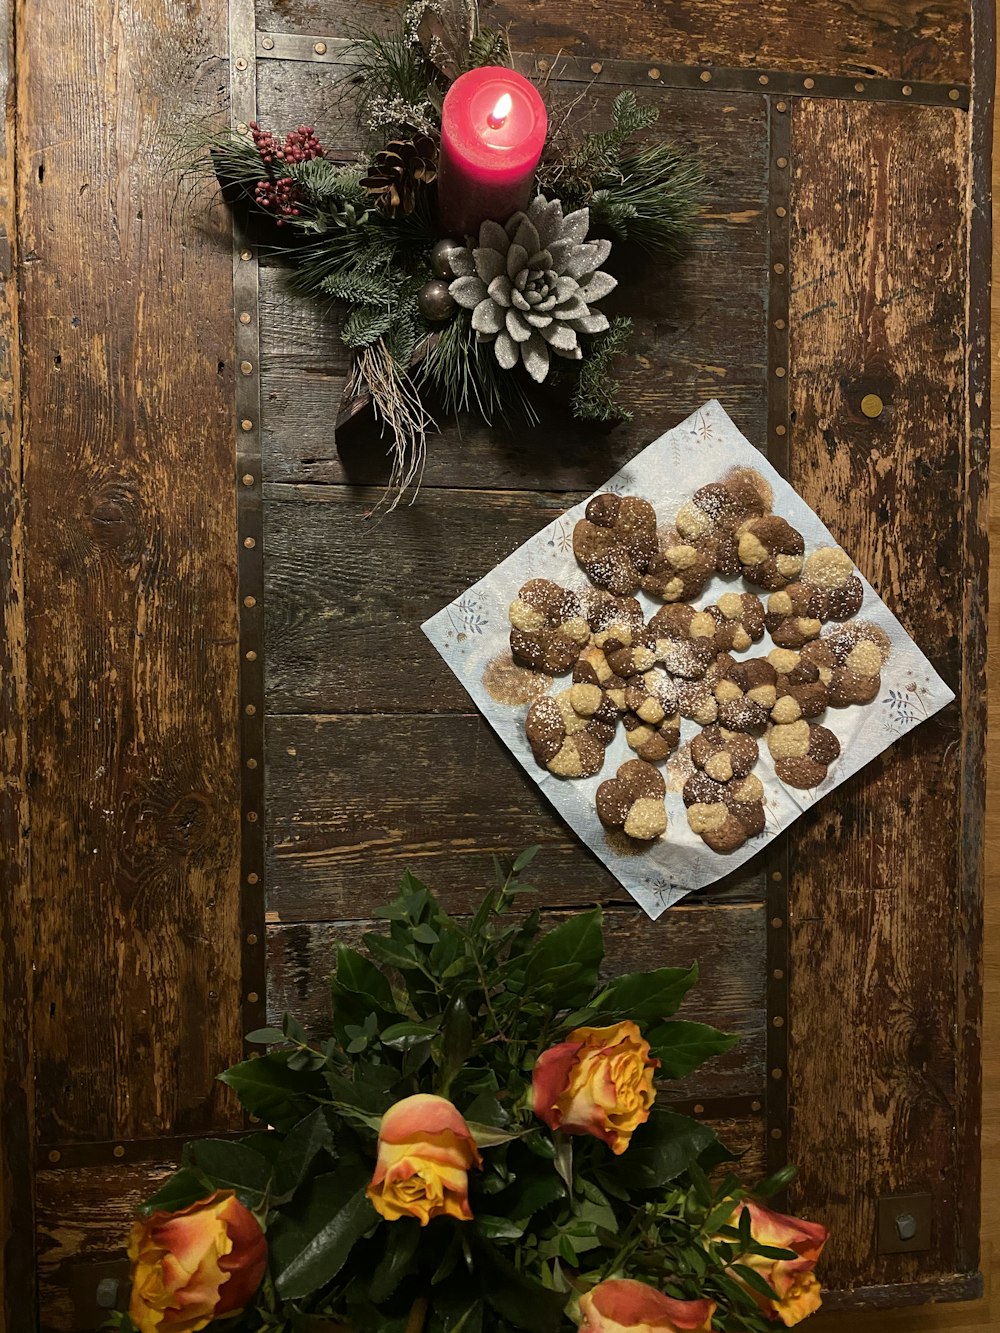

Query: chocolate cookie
<box><xmin>525</xmin><ymin>692</ymin><xmax>607</xmax><ymax>778</ymax></box>
<box><xmin>509</xmin><ymin>579</ymin><xmax>589</xmax><ymax>673</ymax></box>
<box><xmin>573</xmin><ymin>493</ymin><xmax>658</xmax><ymax>596</ymax></box>
<box><xmin>713</xmin><ymin>658</ymin><xmax>778</xmax><ymax>733</ymax></box>
<box><xmin>736</xmin><ymin>515</ymin><xmax>805</xmax><ymax>589</ymax></box>
<box><xmin>573</xmin><ymin>645</ymin><xmax>629</xmax><ymax>714</ymax></box>
<box><xmin>597</xmin><ymin>759</ymin><xmax>668</xmax><ymax>841</ymax></box>
<box><xmin>764</xmin><ymin>583</ymin><xmax>823</xmax><ymax>649</ymax></box>
<box><xmin>675</xmin><ymin>652</ymin><xmax>738</xmax><ymax>725</ymax></box>
<box><xmin>819</xmin><ymin>623</ymin><xmax>891</xmax><ymax>707</ymax></box>
<box><xmin>622</xmin><ymin>671</ymin><xmax>681</xmax><ymax>763</ymax></box>
<box><xmin>767</xmin><ymin>719</ymin><xmax>841</xmax><ymax>788</ymax></box>
<box><xmin>675</xmin><ymin>473</ymin><xmax>770</xmax><ymax>576</ymax></box>
<box><xmin>767</xmin><ymin>647</ymin><xmax>830</xmax><ymax>724</ymax></box>
<box><xmin>690</xmin><ymin>724</ymin><xmax>759</xmax><ymax>783</ymax></box>
<box><xmin>641</xmin><ymin>534</ymin><xmax>715</xmax><ymax>603</ymax></box>
<box><xmin>683</xmin><ymin>769</ymin><xmax>765</xmax><ymax>853</ymax></box>
<box><xmin>800</xmin><ymin>547</ymin><xmax>865</xmax><ymax>620</ymax></box>
<box><xmin>648</xmin><ymin>604</ymin><xmax>719</xmax><ymax>679</ymax></box>
<box><xmin>708</xmin><ymin>591</ymin><xmax>766</xmax><ymax>653</ymax></box>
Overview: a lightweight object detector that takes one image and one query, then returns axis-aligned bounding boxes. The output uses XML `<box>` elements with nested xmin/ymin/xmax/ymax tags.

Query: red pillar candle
<box><xmin>437</xmin><ymin>66</ymin><xmax>548</xmax><ymax>240</ymax></box>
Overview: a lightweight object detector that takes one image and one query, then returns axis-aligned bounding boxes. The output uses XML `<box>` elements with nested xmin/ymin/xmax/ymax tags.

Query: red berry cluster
<box><xmin>249</xmin><ymin>122</ymin><xmax>323</xmax><ymax>166</ymax></box>
<box><xmin>248</xmin><ymin>123</ymin><xmax>325</xmax><ymax>224</ymax></box>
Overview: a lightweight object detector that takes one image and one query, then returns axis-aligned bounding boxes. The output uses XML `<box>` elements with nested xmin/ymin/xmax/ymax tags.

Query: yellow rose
<box><xmin>367</xmin><ymin>1093</ymin><xmax>482</xmax><ymax>1225</ymax></box>
<box><xmin>532</xmin><ymin>1020</ymin><xmax>659</xmax><ymax>1154</ymax></box>
<box><xmin>725</xmin><ymin>1200</ymin><xmax>829</xmax><ymax>1326</ymax></box>
<box><xmin>579</xmin><ymin>1279</ymin><xmax>716</xmax><ymax>1331</ymax></box>
<box><xmin>127</xmin><ymin>1190</ymin><xmax>267</xmax><ymax>1333</ymax></box>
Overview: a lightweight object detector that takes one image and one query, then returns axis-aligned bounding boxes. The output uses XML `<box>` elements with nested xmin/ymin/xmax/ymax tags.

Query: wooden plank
<box><xmin>255</xmin><ymin>84</ymin><xmax>768</xmax><ymax>488</ymax></box>
<box><xmin>18</xmin><ymin>0</ymin><xmax>242</xmax><ymax>1143</ymax></box>
<box><xmin>267</xmin><ymin>902</ymin><xmax>767</xmax><ymax>1100</ymax></box>
<box><xmin>0</xmin><ymin>0</ymin><xmax>33</xmax><ymax>1321</ymax></box>
<box><xmin>785</xmin><ymin>98</ymin><xmax>975</xmax><ymax>1290</ymax></box>
<box><xmin>265</xmin><ymin>713</ymin><xmax>767</xmax><ymax>918</ymax></box>
<box><xmin>253</xmin><ymin>0</ymin><xmax>971</xmax><ymax>84</ymax></box>
<box><xmin>36</xmin><ymin>1162</ymin><xmax>173</xmax><ymax>1333</ymax></box>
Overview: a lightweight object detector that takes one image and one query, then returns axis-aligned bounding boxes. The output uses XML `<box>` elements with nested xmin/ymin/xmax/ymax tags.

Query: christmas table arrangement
<box><xmin>111</xmin><ymin>852</ymin><xmax>829</xmax><ymax>1333</ymax></box>
<box><xmin>201</xmin><ymin>0</ymin><xmax>701</xmax><ymax>504</ymax></box>
<box><xmin>424</xmin><ymin>402</ymin><xmax>954</xmax><ymax>917</ymax></box>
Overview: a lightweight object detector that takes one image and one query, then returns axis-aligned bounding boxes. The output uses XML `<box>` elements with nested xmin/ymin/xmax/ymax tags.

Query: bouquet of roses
<box><xmin>112</xmin><ymin>850</ymin><xmax>828</xmax><ymax>1333</ymax></box>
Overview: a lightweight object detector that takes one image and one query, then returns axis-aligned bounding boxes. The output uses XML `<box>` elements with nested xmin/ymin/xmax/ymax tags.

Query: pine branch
<box><xmin>570</xmin><ymin>316</ymin><xmax>635</xmax><ymax>423</ymax></box>
<box><xmin>588</xmin><ymin>144</ymin><xmax>704</xmax><ymax>257</ymax></box>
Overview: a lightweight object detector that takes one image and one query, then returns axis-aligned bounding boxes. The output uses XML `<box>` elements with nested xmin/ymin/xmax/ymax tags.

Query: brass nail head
<box><xmin>244</xmin><ymin>536</ymin><xmax>256</xmax><ymax>548</ymax></box>
<box><xmin>776</xmin><ymin>155</ymin><xmax>788</xmax><ymax>168</ymax></box>
<box><xmin>699</xmin><ymin>69</ymin><xmax>712</xmax><ymax>83</ymax></box>
<box><xmin>773</xmin><ymin>1015</ymin><xmax>785</xmax><ymax>1027</ymax></box>
<box><xmin>113</xmin><ymin>1145</ymin><xmax>125</xmax><ymax>1159</ymax></box>
<box><xmin>239</xmin><ymin>249</ymin><xmax>253</xmax><ymax>262</ymax></box>
<box><xmin>590</xmin><ymin>61</ymin><xmax>602</xmax><ymax>73</ymax></box>
<box><xmin>861</xmin><ymin>393</ymin><xmax>884</xmax><ymax>418</ymax></box>
<box><xmin>648</xmin><ymin>67</ymin><xmax>660</xmax><ymax>79</ymax></box>
<box><xmin>771</xmin><ymin>916</ymin><xmax>784</xmax><ymax>928</ymax></box>
<box><xmin>245</xmin><ymin>649</ymin><xmax>258</xmax><ymax>662</ymax></box>
<box><xmin>776</xmin><ymin>100</ymin><xmax>788</xmax><ymax>111</ymax></box>
<box><xmin>773</xmin><ymin>262</ymin><xmax>785</xmax><ymax>274</ymax></box>
<box><xmin>239</xmin><ymin>311</ymin><xmax>252</xmax><ymax>325</ymax></box>
<box><xmin>247</xmin><ymin>757</ymin><xmax>258</xmax><ymax>769</ymax></box>
<box><xmin>247</xmin><ymin>872</ymin><xmax>260</xmax><ymax>885</ymax></box>
<box><xmin>247</xmin><ymin>991</ymin><xmax>260</xmax><ymax>1003</ymax></box>
<box><xmin>803</xmin><ymin>77</ymin><xmax>815</xmax><ymax>89</ymax></box>
<box><xmin>244</xmin><ymin>595</ymin><xmax>256</xmax><ymax>609</ymax></box>
<box><xmin>261</xmin><ymin>36</ymin><xmax>274</xmax><ymax>49</ymax></box>
<box><xmin>948</xmin><ymin>88</ymin><xmax>960</xmax><ymax>100</ymax></box>
<box><xmin>247</xmin><ymin>933</ymin><xmax>259</xmax><ymax>945</ymax></box>
<box><xmin>236</xmin><ymin>122</ymin><xmax>248</xmax><ymax>134</ymax></box>
<box><xmin>245</xmin><ymin>704</ymin><xmax>257</xmax><ymax>717</ymax></box>
<box><xmin>771</xmin><ymin>1127</ymin><xmax>784</xmax><ymax>1139</ymax></box>
<box><xmin>240</xmin><ymin>360</ymin><xmax>253</xmax><ymax>375</ymax></box>
<box><xmin>775</xmin><ymin>366</ymin><xmax>786</xmax><ymax>378</ymax></box>
<box><xmin>234</xmin><ymin>57</ymin><xmax>248</xmax><ymax>71</ymax></box>
<box><xmin>771</xmin><ymin>1067</ymin><xmax>784</xmax><ymax>1079</ymax></box>
<box><xmin>758</xmin><ymin>74</ymin><xmax>769</xmax><ymax>85</ymax></box>
<box><xmin>48</xmin><ymin>1150</ymin><xmax>61</xmax><ymax>1163</ymax></box>
<box><xmin>854</xmin><ymin>82</ymin><xmax>865</xmax><ymax>92</ymax></box>
<box><xmin>775</xmin><ymin>424</ymin><xmax>787</xmax><ymax>436</ymax></box>
<box><xmin>241</xmin><ymin>419</ymin><xmax>253</xmax><ymax>432</ymax></box>
<box><xmin>247</xmin><ymin>811</ymin><xmax>258</xmax><ymax>823</ymax></box>
<box><xmin>313</xmin><ymin>41</ymin><xmax>327</xmax><ymax>54</ymax></box>
<box><xmin>242</xmin><ymin>473</ymin><xmax>255</xmax><ymax>486</ymax></box>
<box><xmin>901</xmin><ymin>84</ymin><xmax>912</xmax><ymax>96</ymax></box>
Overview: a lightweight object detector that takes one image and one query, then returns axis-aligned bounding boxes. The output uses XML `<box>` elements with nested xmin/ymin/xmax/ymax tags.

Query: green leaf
<box><xmin>139</xmin><ymin>1168</ymin><xmax>211</xmax><ymax>1216</ymax></box>
<box><xmin>218</xmin><ymin>1052</ymin><xmax>325</xmax><ymax>1132</ymax></box>
<box><xmin>553</xmin><ymin>1134</ymin><xmax>573</xmax><ymax>1192</ymax></box>
<box><xmin>364</xmin><ymin>933</ymin><xmax>421</xmax><ymax>972</ymax></box>
<box><xmin>523</xmin><ymin>909</ymin><xmax>603</xmax><ymax>1007</ymax></box>
<box><xmin>270</xmin><ymin>1168</ymin><xmax>377</xmax><ymax>1299</ymax></box>
<box><xmin>464</xmin><ymin>1121</ymin><xmax>521</xmax><ymax>1148</ymax></box>
<box><xmin>753</xmin><ymin>1163</ymin><xmax>798</xmax><ymax>1197</ymax></box>
<box><xmin>730</xmin><ymin>1262</ymin><xmax>780</xmax><ymax>1301</ymax></box>
<box><xmin>438</xmin><ymin>995</ymin><xmax>474</xmax><ymax>1093</ymax></box>
<box><xmin>590</xmin><ymin>964</ymin><xmax>698</xmax><ymax>1025</ymax></box>
<box><xmin>469</xmin><ymin>1234</ymin><xmax>566</xmax><ymax>1332</ymax></box>
<box><xmin>245</xmin><ymin>1026</ymin><xmax>287</xmax><ymax>1045</ymax></box>
<box><xmin>183</xmin><ymin>1140</ymin><xmax>272</xmax><ymax>1210</ymax></box>
<box><xmin>272</xmin><ymin>1107</ymin><xmax>334</xmax><ymax>1200</ymax></box>
<box><xmin>334</xmin><ymin>945</ymin><xmax>395</xmax><ymax>1010</ymax></box>
<box><xmin>368</xmin><ymin>1217</ymin><xmax>421</xmax><ymax>1302</ymax></box>
<box><xmin>647</xmin><ymin>1020</ymin><xmax>739</xmax><ymax>1078</ymax></box>
<box><xmin>611</xmin><ymin>1110</ymin><xmax>719</xmax><ymax>1190</ymax></box>
<box><xmin>513</xmin><ymin>846</ymin><xmax>540</xmax><ymax>873</ymax></box>
<box><xmin>381</xmin><ymin>1020</ymin><xmax>440</xmax><ymax>1049</ymax></box>
<box><xmin>412</xmin><ymin>922</ymin><xmax>439</xmax><ymax>945</ymax></box>
<box><xmin>474</xmin><ymin>1214</ymin><xmax>524</xmax><ymax>1240</ymax></box>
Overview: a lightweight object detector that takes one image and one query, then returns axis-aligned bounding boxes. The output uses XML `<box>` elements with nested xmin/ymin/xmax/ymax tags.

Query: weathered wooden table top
<box><xmin>3</xmin><ymin>0</ymin><xmax>990</xmax><ymax>1328</ymax></box>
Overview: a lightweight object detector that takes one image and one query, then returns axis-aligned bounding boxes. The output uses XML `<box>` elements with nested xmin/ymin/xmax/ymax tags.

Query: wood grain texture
<box><xmin>255</xmin><ymin>0</ymin><xmax>971</xmax><ymax>83</ymax></box>
<box><xmin>265</xmin><ymin>712</ymin><xmax>766</xmax><ymax>918</ymax></box>
<box><xmin>785</xmin><ymin>98</ymin><xmax>976</xmax><ymax>1291</ymax></box>
<box><xmin>0</xmin><ymin>0</ymin><xmax>33</xmax><ymax>1323</ymax></box>
<box><xmin>256</xmin><ymin>84</ymin><xmax>768</xmax><ymax>488</ymax></box>
<box><xmin>267</xmin><ymin>902</ymin><xmax>767</xmax><ymax>1100</ymax></box>
<box><xmin>17</xmin><ymin>0</ymin><xmax>243</xmax><ymax>1144</ymax></box>
<box><xmin>36</xmin><ymin>1162</ymin><xmax>173</xmax><ymax>1333</ymax></box>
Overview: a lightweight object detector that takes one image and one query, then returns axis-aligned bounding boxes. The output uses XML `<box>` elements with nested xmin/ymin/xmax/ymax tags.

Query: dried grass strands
<box><xmin>348</xmin><ymin>338</ymin><xmax>435</xmax><ymax>512</ymax></box>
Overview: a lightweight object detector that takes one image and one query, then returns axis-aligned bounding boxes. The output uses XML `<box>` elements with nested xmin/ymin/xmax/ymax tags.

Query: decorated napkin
<box><xmin>422</xmin><ymin>401</ymin><xmax>954</xmax><ymax>919</ymax></box>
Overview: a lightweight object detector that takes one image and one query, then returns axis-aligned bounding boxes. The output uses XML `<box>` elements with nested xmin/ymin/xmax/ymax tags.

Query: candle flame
<box><xmin>487</xmin><ymin>92</ymin><xmax>512</xmax><ymax>129</ymax></box>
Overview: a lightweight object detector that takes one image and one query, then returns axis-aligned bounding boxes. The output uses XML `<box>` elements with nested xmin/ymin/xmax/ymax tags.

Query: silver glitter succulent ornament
<box><xmin>447</xmin><ymin>195</ymin><xmax>616</xmax><ymax>384</ymax></box>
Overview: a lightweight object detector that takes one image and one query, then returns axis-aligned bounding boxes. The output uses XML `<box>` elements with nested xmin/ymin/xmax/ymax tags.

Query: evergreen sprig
<box><xmin>569</xmin><ymin>316</ymin><xmax>636</xmax><ymax>424</ymax></box>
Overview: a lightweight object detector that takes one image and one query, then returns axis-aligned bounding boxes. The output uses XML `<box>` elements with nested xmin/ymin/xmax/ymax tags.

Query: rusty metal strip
<box><xmin>36</xmin><ymin>1131</ymin><xmax>249</xmax><ymax>1173</ymax></box>
<box><xmin>952</xmin><ymin>0</ymin><xmax>992</xmax><ymax>1281</ymax></box>
<box><xmin>762</xmin><ymin>94</ymin><xmax>792</xmax><ymax>1186</ymax></box>
<box><xmin>36</xmin><ymin>1097</ymin><xmax>762</xmax><ymax>1170</ymax></box>
<box><xmin>231</xmin><ymin>0</ymin><xmax>268</xmax><ymax>1056</ymax></box>
<box><xmin>254</xmin><ymin>30</ymin><xmax>969</xmax><ymax>109</ymax></box>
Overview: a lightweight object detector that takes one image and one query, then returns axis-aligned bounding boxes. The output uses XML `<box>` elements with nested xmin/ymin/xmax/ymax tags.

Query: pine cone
<box><xmin>361</xmin><ymin>135</ymin><xmax>438</xmax><ymax>216</ymax></box>
<box><xmin>448</xmin><ymin>195</ymin><xmax>616</xmax><ymax>384</ymax></box>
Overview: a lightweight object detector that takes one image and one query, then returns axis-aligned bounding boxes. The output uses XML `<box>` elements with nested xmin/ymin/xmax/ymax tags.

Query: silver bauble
<box><xmin>418</xmin><ymin>279</ymin><xmax>457</xmax><ymax>322</ymax></box>
<box><xmin>429</xmin><ymin>238</ymin><xmax>465</xmax><ymax>281</ymax></box>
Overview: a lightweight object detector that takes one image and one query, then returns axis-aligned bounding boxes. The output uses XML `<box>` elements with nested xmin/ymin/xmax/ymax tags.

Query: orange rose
<box><xmin>727</xmin><ymin>1200</ymin><xmax>829</xmax><ymax>1326</ymax></box>
<box><xmin>579</xmin><ymin>1279</ymin><xmax>716</xmax><ymax>1332</ymax></box>
<box><xmin>532</xmin><ymin>1021</ymin><xmax>659</xmax><ymax>1154</ymax></box>
<box><xmin>367</xmin><ymin>1093</ymin><xmax>482</xmax><ymax>1225</ymax></box>
<box><xmin>127</xmin><ymin>1190</ymin><xmax>267</xmax><ymax>1333</ymax></box>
